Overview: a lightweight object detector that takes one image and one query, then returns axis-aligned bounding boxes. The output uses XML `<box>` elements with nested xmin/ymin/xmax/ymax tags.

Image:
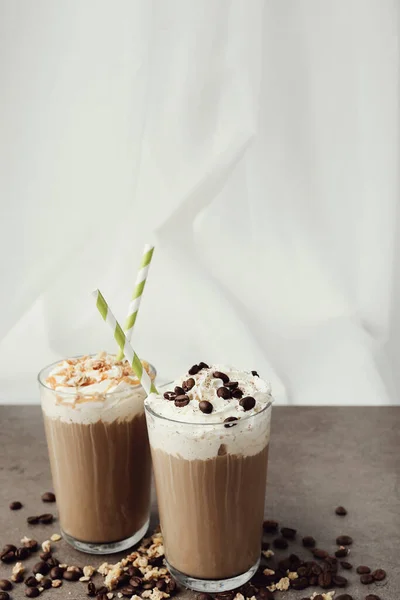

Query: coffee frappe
<box><xmin>145</xmin><ymin>363</ymin><xmax>272</xmax><ymax>592</ymax></box>
<box><xmin>38</xmin><ymin>353</ymin><xmax>155</xmax><ymax>554</ymax></box>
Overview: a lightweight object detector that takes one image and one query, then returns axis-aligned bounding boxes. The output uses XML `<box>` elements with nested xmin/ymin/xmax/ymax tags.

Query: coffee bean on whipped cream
<box><xmin>174</xmin><ymin>386</ymin><xmax>185</xmax><ymax>395</ymax></box>
<box><xmin>232</xmin><ymin>388</ymin><xmax>243</xmax><ymax>399</ymax></box>
<box><xmin>174</xmin><ymin>395</ymin><xmax>190</xmax><ymax>407</ymax></box>
<box><xmin>188</xmin><ymin>365</ymin><xmax>200</xmax><ymax>375</ymax></box>
<box><xmin>184</xmin><ymin>378</ymin><xmax>195</xmax><ymax>391</ymax></box>
<box><xmin>224</xmin><ymin>417</ymin><xmax>238</xmax><ymax>428</ymax></box>
<box><xmin>163</xmin><ymin>391</ymin><xmax>176</xmax><ymax>400</ymax></box>
<box><xmin>199</xmin><ymin>401</ymin><xmax>213</xmax><ymax>414</ymax></box>
<box><xmin>198</xmin><ymin>362</ymin><xmax>209</xmax><ymax>369</ymax></box>
<box><xmin>251</xmin><ymin>370</ymin><xmax>259</xmax><ymax>376</ymax></box>
<box><xmin>240</xmin><ymin>396</ymin><xmax>256</xmax><ymax>411</ymax></box>
<box><xmin>213</xmin><ymin>371</ymin><xmax>230</xmax><ymax>384</ymax></box>
<box><xmin>217</xmin><ymin>387</ymin><xmax>231</xmax><ymax>399</ymax></box>
<box><xmin>9</xmin><ymin>501</ymin><xmax>22</xmax><ymax>510</ymax></box>
<box><xmin>41</xmin><ymin>492</ymin><xmax>56</xmax><ymax>503</ymax></box>
<box><xmin>225</xmin><ymin>381</ymin><xmax>239</xmax><ymax>389</ymax></box>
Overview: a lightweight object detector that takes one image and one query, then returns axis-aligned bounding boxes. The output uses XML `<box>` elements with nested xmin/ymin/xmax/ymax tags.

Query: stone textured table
<box><xmin>0</xmin><ymin>406</ymin><xmax>399</xmax><ymax>599</ymax></box>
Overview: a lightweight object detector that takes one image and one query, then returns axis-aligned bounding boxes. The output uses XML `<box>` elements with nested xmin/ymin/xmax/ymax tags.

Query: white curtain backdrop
<box><xmin>0</xmin><ymin>0</ymin><xmax>398</xmax><ymax>405</ymax></box>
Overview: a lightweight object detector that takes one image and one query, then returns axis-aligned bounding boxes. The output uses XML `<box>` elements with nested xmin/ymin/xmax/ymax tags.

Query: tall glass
<box><xmin>38</xmin><ymin>356</ymin><xmax>155</xmax><ymax>554</ymax></box>
<box><xmin>145</xmin><ymin>401</ymin><xmax>272</xmax><ymax>592</ymax></box>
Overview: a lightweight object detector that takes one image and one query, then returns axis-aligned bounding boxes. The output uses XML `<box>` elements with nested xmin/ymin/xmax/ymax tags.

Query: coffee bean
<box><xmin>63</xmin><ymin>568</ymin><xmax>82</xmax><ymax>581</ymax></box>
<box><xmin>340</xmin><ymin>561</ymin><xmax>353</xmax><ymax>570</ymax></box>
<box><xmin>360</xmin><ymin>573</ymin><xmax>374</xmax><ymax>584</ymax></box>
<box><xmin>280</xmin><ymin>527</ymin><xmax>296</xmax><ymax>539</ymax></box>
<box><xmin>335</xmin><ymin>506</ymin><xmax>347</xmax><ymax>516</ymax></box>
<box><xmin>312</xmin><ymin>549</ymin><xmax>329</xmax><ymax>559</ymax></box>
<box><xmin>291</xmin><ymin>577</ymin><xmax>309</xmax><ymax>590</ymax></box>
<box><xmin>23</xmin><ymin>540</ymin><xmax>38</xmax><ymax>551</ymax></box>
<box><xmin>1</xmin><ymin>545</ymin><xmax>16</xmax><ymax>553</ymax></box>
<box><xmin>225</xmin><ymin>381</ymin><xmax>239</xmax><ymax>389</ymax></box>
<box><xmin>174</xmin><ymin>386</ymin><xmax>185</xmax><ymax>395</ymax></box>
<box><xmin>217</xmin><ymin>387</ymin><xmax>232</xmax><ymax>399</ymax></box>
<box><xmin>16</xmin><ymin>546</ymin><xmax>30</xmax><ymax>560</ymax></box>
<box><xmin>318</xmin><ymin>571</ymin><xmax>332</xmax><ymax>588</ymax></box>
<box><xmin>184</xmin><ymin>378</ymin><xmax>195</xmax><ymax>391</ymax></box>
<box><xmin>50</xmin><ymin>566</ymin><xmax>64</xmax><ymax>580</ymax></box>
<box><xmin>199</xmin><ymin>401</ymin><xmax>213</xmax><ymax>414</ymax></box>
<box><xmin>13</xmin><ymin>572</ymin><xmax>24</xmax><ymax>583</ymax></box>
<box><xmin>41</xmin><ymin>578</ymin><xmax>52</xmax><ymax>589</ymax></box>
<box><xmin>240</xmin><ymin>396</ymin><xmax>256</xmax><ymax>411</ymax></box>
<box><xmin>38</xmin><ymin>513</ymin><xmax>54</xmax><ymax>524</ymax></box>
<box><xmin>273</xmin><ymin>537</ymin><xmax>288</xmax><ymax>549</ymax></box>
<box><xmin>372</xmin><ymin>569</ymin><xmax>386</xmax><ymax>581</ymax></box>
<box><xmin>174</xmin><ymin>395</ymin><xmax>190</xmax><ymax>407</ymax></box>
<box><xmin>165</xmin><ymin>579</ymin><xmax>177</xmax><ymax>595</ymax></box>
<box><xmin>96</xmin><ymin>586</ymin><xmax>108</xmax><ymax>595</ymax></box>
<box><xmin>47</xmin><ymin>556</ymin><xmax>60</xmax><ymax>567</ymax></box>
<box><xmin>365</xmin><ymin>596</ymin><xmax>381</xmax><ymax>600</ymax></box>
<box><xmin>41</xmin><ymin>492</ymin><xmax>56</xmax><ymax>503</ymax></box>
<box><xmin>335</xmin><ymin>547</ymin><xmax>349</xmax><ymax>558</ymax></box>
<box><xmin>0</xmin><ymin>551</ymin><xmax>15</xmax><ymax>564</ymax></box>
<box><xmin>336</xmin><ymin>535</ymin><xmax>353</xmax><ymax>546</ymax></box>
<box><xmin>155</xmin><ymin>580</ymin><xmax>166</xmax><ymax>591</ymax></box>
<box><xmin>25</xmin><ymin>589</ymin><xmax>39</xmax><ymax>598</ymax></box>
<box><xmin>9</xmin><ymin>501</ymin><xmax>22</xmax><ymax>510</ymax></box>
<box><xmin>127</xmin><ymin>567</ymin><xmax>142</xmax><ymax>578</ymax></box>
<box><xmin>336</xmin><ymin>596</ymin><xmax>354</xmax><ymax>600</ymax></box>
<box><xmin>333</xmin><ymin>575</ymin><xmax>348</xmax><ymax>587</ymax></box>
<box><xmin>232</xmin><ymin>388</ymin><xmax>243</xmax><ymax>399</ymax></box>
<box><xmin>40</xmin><ymin>551</ymin><xmax>52</xmax><ymax>561</ymax></box>
<box><xmin>87</xmin><ymin>581</ymin><xmax>96</xmax><ymax>596</ymax></box>
<box><xmin>25</xmin><ymin>576</ymin><xmax>39</xmax><ymax>587</ymax></box>
<box><xmin>120</xmin><ymin>586</ymin><xmax>135</xmax><ymax>596</ymax></box>
<box><xmin>196</xmin><ymin>594</ymin><xmax>213</xmax><ymax>600</ymax></box>
<box><xmin>263</xmin><ymin>520</ymin><xmax>279</xmax><ymax>533</ymax></box>
<box><xmin>163</xmin><ymin>391</ymin><xmax>176</xmax><ymax>400</ymax></box>
<box><xmin>311</xmin><ymin>562</ymin><xmax>322</xmax><ymax>575</ymax></box>
<box><xmin>0</xmin><ymin>593</ymin><xmax>9</xmax><ymax>600</ymax></box>
<box><xmin>33</xmin><ymin>561</ymin><xmax>50</xmax><ymax>575</ymax></box>
<box><xmin>224</xmin><ymin>417</ymin><xmax>238</xmax><ymax>428</ymax></box>
<box><xmin>96</xmin><ymin>594</ymin><xmax>108</xmax><ymax>600</ymax></box>
<box><xmin>302</xmin><ymin>535</ymin><xmax>316</xmax><ymax>547</ymax></box>
<box><xmin>357</xmin><ymin>566</ymin><xmax>371</xmax><ymax>574</ymax></box>
<box><xmin>0</xmin><ymin>581</ymin><xmax>12</xmax><ymax>591</ymax></box>
<box><xmin>27</xmin><ymin>516</ymin><xmax>40</xmax><ymax>525</ymax></box>
<box><xmin>309</xmin><ymin>576</ymin><xmax>318</xmax><ymax>585</ymax></box>
<box><xmin>188</xmin><ymin>365</ymin><xmax>200</xmax><ymax>375</ymax></box>
<box><xmin>129</xmin><ymin>576</ymin><xmax>142</xmax><ymax>587</ymax></box>
<box><xmin>199</xmin><ymin>362</ymin><xmax>209</xmax><ymax>369</ymax></box>
<box><xmin>143</xmin><ymin>582</ymin><xmax>155</xmax><ymax>590</ymax></box>
<box><xmin>257</xmin><ymin>589</ymin><xmax>274</xmax><ymax>600</ymax></box>
<box><xmin>213</xmin><ymin>371</ymin><xmax>230</xmax><ymax>383</ymax></box>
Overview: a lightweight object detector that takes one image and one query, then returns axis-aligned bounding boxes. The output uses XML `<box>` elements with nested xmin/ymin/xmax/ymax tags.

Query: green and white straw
<box><xmin>116</xmin><ymin>244</ymin><xmax>155</xmax><ymax>361</ymax></box>
<box><xmin>92</xmin><ymin>289</ymin><xmax>158</xmax><ymax>395</ymax></box>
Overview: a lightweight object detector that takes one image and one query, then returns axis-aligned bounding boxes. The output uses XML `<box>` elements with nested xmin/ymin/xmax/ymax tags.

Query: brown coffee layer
<box><xmin>44</xmin><ymin>411</ymin><xmax>151</xmax><ymax>543</ymax></box>
<box><xmin>152</xmin><ymin>445</ymin><xmax>268</xmax><ymax>579</ymax></box>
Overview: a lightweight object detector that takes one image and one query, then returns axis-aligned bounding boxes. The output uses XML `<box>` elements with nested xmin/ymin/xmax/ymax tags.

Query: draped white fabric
<box><xmin>1</xmin><ymin>0</ymin><xmax>399</xmax><ymax>404</ymax></box>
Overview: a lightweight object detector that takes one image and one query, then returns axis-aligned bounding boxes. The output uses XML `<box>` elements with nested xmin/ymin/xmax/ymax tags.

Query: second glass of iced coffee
<box><xmin>145</xmin><ymin>362</ymin><xmax>272</xmax><ymax>592</ymax></box>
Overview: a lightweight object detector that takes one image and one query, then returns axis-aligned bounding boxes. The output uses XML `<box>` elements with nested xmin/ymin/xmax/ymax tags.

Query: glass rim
<box><xmin>144</xmin><ymin>396</ymin><xmax>272</xmax><ymax>427</ymax></box>
<box><xmin>38</xmin><ymin>354</ymin><xmax>156</xmax><ymax>397</ymax></box>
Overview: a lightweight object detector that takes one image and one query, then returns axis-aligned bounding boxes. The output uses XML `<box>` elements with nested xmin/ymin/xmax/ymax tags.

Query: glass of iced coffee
<box><xmin>38</xmin><ymin>352</ymin><xmax>156</xmax><ymax>554</ymax></box>
<box><xmin>145</xmin><ymin>362</ymin><xmax>272</xmax><ymax>592</ymax></box>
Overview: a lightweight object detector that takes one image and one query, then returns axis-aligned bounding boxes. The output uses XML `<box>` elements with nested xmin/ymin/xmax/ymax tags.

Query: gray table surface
<box><xmin>0</xmin><ymin>406</ymin><xmax>399</xmax><ymax>599</ymax></box>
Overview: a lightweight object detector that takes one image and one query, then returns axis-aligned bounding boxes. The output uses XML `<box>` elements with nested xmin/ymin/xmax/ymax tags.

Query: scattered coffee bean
<box><xmin>163</xmin><ymin>391</ymin><xmax>176</xmax><ymax>400</ymax></box>
<box><xmin>196</xmin><ymin>594</ymin><xmax>213</xmax><ymax>600</ymax></box>
<box><xmin>0</xmin><ymin>551</ymin><xmax>15</xmax><ymax>564</ymax></box>
<box><xmin>25</xmin><ymin>589</ymin><xmax>39</xmax><ymax>598</ymax></box>
<box><xmin>188</xmin><ymin>365</ymin><xmax>200</xmax><ymax>375</ymax></box>
<box><xmin>309</xmin><ymin>575</ymin><xmax>318</xmax><ymax>585</ymax></box>
<box><xmin>27</xmin><ymin>516</ymin><xmax>40</xmax><ymax>525</ymax></box>
<box><xmin>335</xmin><ymin>506</ymin><xmax>347</xmax><ymax>516</ymax></box>
<box><xmin>23</xmin><ymin>540</ymin><xmax>38</xmax><ymax>551</ymax></box>
<box><xmin>96</xmin><ymin>586</ymin><xmax>108</xmax><ymax>595</ymax></box>
<box><xmin>199</xmin><ymin>362</ymin><xmax>209</xmax><ymax>369</ymax></box>
<box><xmin>96</xmin><ymin>594</ymin><xmax>108</xmax><ymax>600</ymax></box>
<box><xmin>240</xmin><ymin>396</ymin><xmax>256</xmax><ymax>411</ymax></box>
<box><xmin>50</xmin><ymin>567</ymin><xmax>64</xmax><ymax>580</ymax></box>
<box><xmin>47</xmin><ymin>556</ymin><xmax>60</xmax><ymax>567</ymax></box>
<box><xmin>365</xmin><ymin>596</ymin><xmax>381</xmax><ymax>600</ymax></box>
<box><xmin>232</xmin><ymin>388</ymin><xmax>243</xmax><ymax>399</ymax></box>
<box><xmin>318</xmin><ymin>571</ymin><xmax>332</xmax><ymax>588</ymax></box>
<box><xmin>41</xmin><ymin>578</ymin><xmax>52</xmax><ymax>590</ymax></box>
<box><xmin>63</xmin><ymin>568</ymin><xmax>82</xmax><ymax>581</ymax></box>
<box><xmin>13</xmin><ymin>572</ymin><xmax>24</xmax><ymax>584</ymax></box>
<box><xmin>224</xmin><ymin>417</ymin><xmax>238</xmax><ymax>428</ymax></box>
<box><xmin>38</xmin><ymin>513</ymin><xmax>54</xmax><ymax>524</ymax></box>
<box><xmin>336</xmin><ymin>596</ymin><xmax>354</xmax><ymax>600</ymax></box>
<box><xmin>1</xmin><ymin>545</ymin><xmax>16</xmax><ymax>553</ymax></box>
<box><xmin>155</xmin><ymin>580</ymin><xmax>166</xmax><ymax>591</ymax></box>
<box><xmin>127</xmin><ymin>567</ymin><xmax>142</xmax><ymax>578</ymax></box>
<box><xmin>302</xmin><ymin>535</ymin><xmax>316</xmax><ymax>547</ymax></box>
<box><xmin>263</xmin><ymin>520</ymin><xmax>279</xmax><ymax>533</ymax></box>
<box><xmin>41</xmin><ymin>492</ymin><xmax>56</xmax><ymax>503</ymax></box>
<box><xmin>0</xmin><ymin>593</ymin><xmax>9</xmax><ymax>600</ymax></box>
<box><xmin>372</xmin><ymin>569</ymin><xmax>386</xmax><ymax>581</ymax></box>
<box><xmin>273</xmin><ymin>537</ymin><xmax>288</xmax><ymax>550</ymax></box>
<box><xmin>199</xmin><ymin>401</ymin><xmax>213</xmax><ymax>414</ymax></box>
<box><xmin>257</xmin><ymin>589</ymin><xmax>274</xmax><ymax>600</ymax></box>
<box><xmin>0</xmin><ymin>581</ymin><xmax>12</xmax><ymax>591</ymax></box>
<box><xmin>9</xmin><ymin>501</ymin><xmax>22</xmax><ymax>510</ymax></box>
<box><xmin>174</xmin><ymin>386</ymin><xmax>185</xmax><ymax>396</ymax></box>
<box><xmin>174</xmin><ymin>395</ymin><xmax>190</xmax><ymax>407</ymax></box>
<box><xmin>25</xmin><ymin>576</ymin><xmax>39</xmax><ymax>588</ymax></box>
<box><xmin>333</xmin><ymin>575</ymin><xmax>348</xmax><ymax>587</ymax></box>
<box><xmin>312</xmin><ymin>548</ymin><xmax>329</xmax><ymax>559</ymax></box>
<box><xmin>291</xmin><ymin>577</ymin><xmax>309</xmax><ymax>590</ymax></box>
<box><xmin>39</xmin><ymin>551</ymin><xmax>52</xmax><ymax>561</ymax></box>
<box><xmin>336</xmin><ymin>535</ymin><xmax>353</xmax><ymax>545</ymax></box>
<box><xmin>33</xmin><ymin>561</ymin><xmax>50</xmax><ymax>575</ymax></box>
<box><xmin>143</xmin><ymin>581</ymin><xmax>155</xmax><ymax>590</ymax></box>
<box><xmin>16</xmin><ymin>546</ymin><xmax>30</xmax><ymax>560</ymax></box>
<box><xmin>129</xmin><ymin>576</ymin><xmax>142</xmax><ymax>588</ymax></box>
<box><xmin>340</xmin><ymin>561</ymin><xmax>353</xmax><ymax>570</ymax></box>
<box><xmin>335</xmin><ymin>547</ymin><xmax>349</xmax><ymax>558</ymax></box>
<box><xmin>357</xmin><ymin>566</ymin><xmax>371</xmax><ymax>574</ymax></box>
<box><xmin>87</xmin><ymin>581</ymin><xmax>97</xmax><ymax>596</ymax></box>
<box><xmin>213</xmin><ymin>371</ymin><xmax>229</xmax><ymax>383</ymax></box>
<box><xmin>217</xmin><ymin>387</ymin><xmax>232</xmax><ymax>399</ymax></box>
<box><xmin>120</xmin><ymin>586</ymin><xmax>135</xmax><ymax>597</ymax></box>
<box><xmin>360</xmin><ymin>573</ymin><xmax>374</xmax><ymax>584</ymax></box>
<box><xmin>280</xmin><ymin>527</ymin><xmax>296</xmax><ymax>539</ymax></box>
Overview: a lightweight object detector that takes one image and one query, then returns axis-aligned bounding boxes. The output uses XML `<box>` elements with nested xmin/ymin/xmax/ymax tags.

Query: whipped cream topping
<box><xmin>40</xmin><ymin>353</ymin><xmax>155</xmax><ymax>424</ymax></box>
<box><xmin>145</xmin><ymin>364</ymin><xmax>273</xmax><ymax>460</ymax></box>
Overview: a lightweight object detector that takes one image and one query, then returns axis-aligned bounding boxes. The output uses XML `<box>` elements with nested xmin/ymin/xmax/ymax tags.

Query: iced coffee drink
<box><xmin>38</xmin><ymin>353</ymin><xmax>155</xmax><ymax>554</ymax></box>
<box><xmin>145</xmin><ymin>363</ymin><xmax>272</xmax><ymax>591</ymax></box>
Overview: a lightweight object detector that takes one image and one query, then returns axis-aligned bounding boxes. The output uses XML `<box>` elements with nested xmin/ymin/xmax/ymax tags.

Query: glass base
<box><xmin>61</xmin><ymin>517</ymin><xmax>149</xmax><ymax>555</ymax></box>
<box><xmin>166</xmin><ymin>557</ymin><xmax>260</xmax><ymax>593</ymax></box>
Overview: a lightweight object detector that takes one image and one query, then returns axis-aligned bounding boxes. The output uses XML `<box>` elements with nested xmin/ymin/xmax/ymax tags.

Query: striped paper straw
<box><xmin>92</xmin><ymin>289</ymin><xmax>158</xmax><ymax>395</ymax></box>
<box><xmin>116</xmin><ymin>244</ymin><xmax>155</xmax><ymax>361</ymax></box>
